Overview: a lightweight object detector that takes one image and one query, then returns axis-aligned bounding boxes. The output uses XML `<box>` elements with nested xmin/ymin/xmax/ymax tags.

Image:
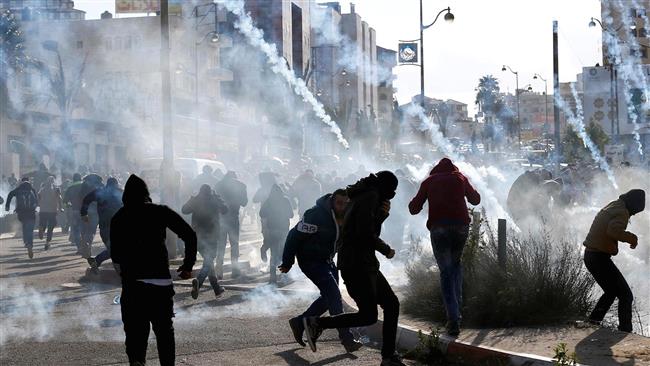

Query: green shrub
<box><xmin>403</xmin><ymin>216</ymin><xmax>596</xmax><ymax>327</ymax></box>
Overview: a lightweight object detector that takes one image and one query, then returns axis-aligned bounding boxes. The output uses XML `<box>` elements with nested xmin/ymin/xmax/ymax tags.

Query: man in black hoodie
<box><xmin>110</xmin><ymin>175</ymin><xmax>197</xmax><ymax>366</ymax></box>
<box><xmin>81</xmin><ymin>177</ymin><xmax>123</xmax><ymax>273</ymax></box>
<box><xmin>182</xmin><ymin>184</ymin><xmax>228</xmax><ymax>299</ymax></box>
<box><xmin>303</xmin><ymin>171</ymin><xmax>404</xmax><ymax>366</ymax></box>
<box><xmin>214</xmin><ymin>171</ymin><xmax>248</xmax><ymax>278</ymax></box>
<box><xmin>5</xmin><ymin>178</ymin><xmax>39</xmax><ymax>258</ymax></box>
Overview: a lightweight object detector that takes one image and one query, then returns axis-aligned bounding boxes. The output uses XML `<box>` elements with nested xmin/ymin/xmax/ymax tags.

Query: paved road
<box><xmin>0</xmin><ymin>227</ymin><xmax>414</xmax><ymax>366</ymax></box>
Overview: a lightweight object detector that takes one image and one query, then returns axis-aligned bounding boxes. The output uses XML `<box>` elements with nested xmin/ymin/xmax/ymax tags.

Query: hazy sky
<box><xmin>74</xmin><ymin>0</ymin><xmax>604</xmax><ymax>114</ymax></box>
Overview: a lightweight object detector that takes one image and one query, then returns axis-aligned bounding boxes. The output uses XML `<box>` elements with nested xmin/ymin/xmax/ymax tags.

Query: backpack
<box><xmin>15</xmin><ymin>189</ymin><xmax>38</xmax><ymax>212</ymax></box>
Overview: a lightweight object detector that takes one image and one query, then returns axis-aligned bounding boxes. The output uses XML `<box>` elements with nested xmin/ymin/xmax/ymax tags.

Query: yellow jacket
<box><xmin>583</xmin><ymin>199</ymin><xmax>636</xmax><ymax>255</ymax></box>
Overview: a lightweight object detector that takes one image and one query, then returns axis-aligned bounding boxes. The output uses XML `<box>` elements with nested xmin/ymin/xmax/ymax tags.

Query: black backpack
<box><xmin>15</xmin><ymin>189</ymin><xmax>37</xmax><ymax>212</ymax></box>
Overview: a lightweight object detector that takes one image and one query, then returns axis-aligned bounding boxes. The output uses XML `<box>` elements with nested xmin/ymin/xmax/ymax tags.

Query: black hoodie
<box><xmin>619</xmin><ymin>189</ymin><xmax>645</xmax><ymax>216</ymax></box>
<box><xmin>337</xmin><ymin>173</ymin><xmax>397</xmax><ymax>273</ymax></box>
<box><xmin>110</xmin><ymin>175</ymin><xmax>197</xmax><ymax>282</ymax></box>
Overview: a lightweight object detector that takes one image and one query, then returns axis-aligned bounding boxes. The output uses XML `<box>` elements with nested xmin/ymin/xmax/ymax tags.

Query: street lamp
<box><xmin>532</xmin><ymin>73</ymin><xmax>550</xmax><ymax>143</ymax></box>
<box><xmin>502</xmin><ymin>64</ymin><xmax>521</xmax><ymax>147</ymax></box>
<box><xmin>418</xmin><ymin>4</ymin><xmax>454</xmax><ymax>108</ymax></box>
<box><xmin>588</xmin><ymin>16</ymin><xmax>623</xmax><ymax>140</ymax></box>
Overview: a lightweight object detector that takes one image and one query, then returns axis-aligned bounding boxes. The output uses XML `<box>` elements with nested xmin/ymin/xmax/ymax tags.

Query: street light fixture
<box><xmin>417</xmin><ymin>4</ymin><xmax>454</xmax><ymax>108</ymax></box>
<box><xmin>588</xmin><ymin>16</ymin><xmax>622</xmax><ymax>139</ymax></box>
<box><xmin>502</xmin><ymin>64</ymin><xmax>521</xmax><ymax>147</ymax></box>
<box><xmin>532</xmin><ymin>73</ymin><xmax>550</xmax><ymax>143</ymax></box>
<box><xmin>527</xmin><ymin>85</ymin><xmax>533</xmax><ymax>92</ymax></box>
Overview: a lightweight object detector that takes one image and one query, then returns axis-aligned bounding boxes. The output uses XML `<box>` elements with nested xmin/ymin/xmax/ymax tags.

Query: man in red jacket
<box><xmin>408</xmin><ymin>158</ymin><xmax>480</xmax><ymax>336</ymax></box>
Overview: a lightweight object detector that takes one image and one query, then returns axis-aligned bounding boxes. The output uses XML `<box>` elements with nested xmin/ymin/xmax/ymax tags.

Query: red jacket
<box><xmin>409</xmin><ymin>158</ymin><xmax>481</xmax><ymax>229</ymax></box>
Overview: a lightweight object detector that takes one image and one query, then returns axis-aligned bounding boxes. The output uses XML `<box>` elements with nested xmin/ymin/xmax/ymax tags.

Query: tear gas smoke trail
<box><xmin>223</xmin><ymin>0</ymin><xmax>349</xmax><ymax>149</ymax></box>
<box><xmin>609</xmin><ymin>0</ymin><xmax>646</xmax><ymax>156</ymax></box>
<box><xmin>403</xmin><ymin>103</ymin><xmax>519</xmax><ymax>231</ymax></box>
<box><xmin>560</xmin><ymin>85</ymin><xmax>618</xmax><ymax>188</ymax></box>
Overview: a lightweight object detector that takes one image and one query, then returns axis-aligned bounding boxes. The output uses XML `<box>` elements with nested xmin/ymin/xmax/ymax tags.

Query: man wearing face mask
<box><xmin>303</xmin><ymin>171</ymin><xmax>404</xmax><ymax>366</ymax></box>
<box><xmin>279</xmin><ymin>189</ymin><xmax>363</xmax><ymax>353</ymax></box>
<box><xmin>583</xmin><ymin>189</ymin><xmax>645</xmax><ymax>333</ymax></box>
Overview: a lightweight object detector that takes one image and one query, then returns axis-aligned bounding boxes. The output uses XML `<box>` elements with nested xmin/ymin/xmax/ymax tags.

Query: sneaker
<box><xmin>38</xmin><ymin>230</ymin><xmax>44</xmax><ymax>240</ymax></box>
<box><xmin>87</xmin><ymin>257</ymin><xmax>99</xmax><ymax>274</ymax></box>
<box><xmin>191</xmin><ymin>279</ymin><xmax>199</xmax><ymax>300</ymax></box>
<box><xmin>446</xmin><ymin>321</ymin><xmax>460</xmax><ymax>337</ymax></box>
<box><xmin>302</xmin><ymin>316</ymin><xmax>322</xmax><ymax>352</ymax></box>
<box><xmin>27</xmin><ymin>247</ymin><xmax>34</xmax><ymax>259</ymax></box>
<box><xmin>289</xmin><ymin>317</ymin><xmax>306</xmax><ymax>347</ymax></box>
<box><xmin>381</xmin><ymin>354</ymin><xmax>406</xmax><ymax>366</ymax></box>
<box><xmin>342</xmin><ymin>339</ymin><xmax>363</xmax><ymax>353</ymax></box>
<box><xmin>213</xmin><ymin>286</ymin><xmax>225</xmax><ymax>298</ymax></box>
<box><xmin>44</xmin><ymin>241</ymin><xmax>51</xmax><ymax>251</ymax></box>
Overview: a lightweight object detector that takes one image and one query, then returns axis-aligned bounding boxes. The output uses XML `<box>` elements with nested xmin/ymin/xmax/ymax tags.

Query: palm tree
<box><xmin>0</xmin><ymin>9</ymin><xmax>31</xmax><ymax>117</ymax></box>
<box><xmin>475</xmin><ymin>75</ymin><xmax>500</xmax><ymax>114</ymax></box>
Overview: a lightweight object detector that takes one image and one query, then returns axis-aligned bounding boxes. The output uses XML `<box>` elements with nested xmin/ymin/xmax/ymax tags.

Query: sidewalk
<box><xmin>340</xmin><ymin>289</ymin><xmax>650</xmax><ymax>365</ymax></box>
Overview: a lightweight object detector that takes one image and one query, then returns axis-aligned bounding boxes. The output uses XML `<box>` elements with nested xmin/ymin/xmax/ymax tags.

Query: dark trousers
<box><xmin>69</xmin><ymin>210</ymin><xmax>82</xmax><ymax>249</ymax></box>
<box><xmin>39</xmin><ymin>212</ymin><xmax>57</xmax><ymax>242</ymax></box>
<box><xmin>299</xmin><ymin>260</ymin><xmax>354</xmax><ymax>343</ymax></box>
<box><xmin>198</xmin><ymin>236</ymin><xmax>221</xmax><ymax>293</ymax></box>
<box><xmin>120</xmin><ymin>281</ymin><xmax>175</xmax><ymax>366</ymax></box>
<box><xmin>584</xmin><ymin>250</ymin><xmax>633</xmax><ymax>332</ymax></box>
<box><xmin>216</xmin><ymin>216</ymin><xmax>240</xmax><ymax>273</ymax></box>
<box><xmin>430</xmin><ymin>225</ymin><xmax>469</xmax><ymax>323</ymax></box>
<box><xmin>20</xmin><ymin>218</ymin><xmax>35</xmax><ymax>248</ymax></box>
<box><xmin>318</xmin><ymin>270</ymin><xmax>399</xmax><ymax>358</ymax></box>
<box><xmin>266</xmin><ymin>230</ymin><xmax>286</xmax><ymax>282</ymax></box>
<box><xmin>95</xmin><ymin>220</ymin><xmax>111</xmax><ymax>266</ymax></box>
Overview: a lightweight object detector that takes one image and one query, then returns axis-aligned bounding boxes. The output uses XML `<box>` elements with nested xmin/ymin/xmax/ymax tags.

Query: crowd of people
<box><xmin>1</xmin><ymin>158</ymin><xmax>645</xmax><ymax>366</ymax></box>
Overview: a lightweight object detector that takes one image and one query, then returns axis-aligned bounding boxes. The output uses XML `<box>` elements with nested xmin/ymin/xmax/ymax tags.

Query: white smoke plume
<box><xmin>402</xmin><ymin>102</ymin><xmax>518</xmax><ymax>230</ymax></box>
<box><xmin>223</xmin><ymin>0</ymin><xmax>349</xmax><ymax>149</ymax></box>
<box><xmin>559</xmin><ymin>84</ymin><xmax>618</xmax><ymax>189</ymax></box>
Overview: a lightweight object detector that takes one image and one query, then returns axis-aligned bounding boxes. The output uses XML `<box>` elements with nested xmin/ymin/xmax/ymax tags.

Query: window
<box><xmin>105</xmin><ymin>37</ymin><xmax>112</xmax><ymax>50</ymax></box>
<box><xmin>76</xmin><ymin>40</ymin><xmax>83</xmax><ymax>49</ymax></box>
<box><xmin>124</xmin><ymin>36</ymin><xmax>132</xmax><ymax>49</ymax></box>
<box><xmin>114</xmin><ymin>36</ymin><xmax>122</xmax><ymax>50</ymax></box>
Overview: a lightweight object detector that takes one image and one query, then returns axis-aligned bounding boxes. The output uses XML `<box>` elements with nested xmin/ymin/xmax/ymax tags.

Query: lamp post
<box><xmin>418</xmin><ymin>4</ymin><xmax>454</xmax><ymax>108</ymax></box>
<box><xmin>533</xmin><ymin>73</ymin><xmax>549</xmax><ymax>142</ymax></box>
<box><xmin>588</xmin><ymin>16</ymin><xmax>632</xmax><ymax>142</ymax></box>
<box><xmin>502</xmin><ymin>64</ymin><xmax>521</xmax><ymax>147</ymax></box>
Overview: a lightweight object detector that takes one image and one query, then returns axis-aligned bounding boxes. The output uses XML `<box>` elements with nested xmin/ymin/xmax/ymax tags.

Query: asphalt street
<box><xmin>0</xmin><ymin>226</ymin><xmax>413</xmax><ymax>365</ymax></box>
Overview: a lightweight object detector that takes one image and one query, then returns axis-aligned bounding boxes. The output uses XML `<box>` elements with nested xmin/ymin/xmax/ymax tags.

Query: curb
<box><xmin>358</xmin><ymin>315</ymin><xmax>587</xmax><ymax>366</ymax></box>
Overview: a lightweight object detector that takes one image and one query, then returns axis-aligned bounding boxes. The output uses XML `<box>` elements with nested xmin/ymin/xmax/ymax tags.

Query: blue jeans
<box><xmin>299</xmin><ymin>260</ymin><xmax>354</xmax><ymax>343</ymax></box>
<box><xmin>430</xmin><ymin>225</ymin><xmax>469</xmax><ymax>323</ymax></box>
<box><xmin>21</xmin><ymin>218</ymin><xmax>35</xmax><ymax>248</ymax></box>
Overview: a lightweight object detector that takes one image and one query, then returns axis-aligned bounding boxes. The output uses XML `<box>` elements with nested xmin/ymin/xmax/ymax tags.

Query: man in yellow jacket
<box><xmin>583</xmin><ymin>189</ymin><xmax>645</xmax><ymax>332</ymax></box>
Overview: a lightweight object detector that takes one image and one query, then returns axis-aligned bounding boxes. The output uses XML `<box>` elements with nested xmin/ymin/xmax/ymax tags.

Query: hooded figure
<box><xmin>408</xmin><ymin>158</ymin><xmax>480</xmax><ymax>337</ymax></box>
<box><xmin>290</xmin><ymin>170</ymin><xmax>323</xmax><ymax>217</ymax></box>
<box><xmin>82</xmin><ymin>177</ymin><xmax>124</xmax><ymax>271</ymax></box>
<box><xmin>303</xmin><ymin>171</ymin><xmax>403</xmax><ymax>365</ymax></box>
<box><xmin>585</xmin><ymin>188</ymin><xmax>646</xmax><ymax>329</ymax></box>
<box><xmin>5</xmin><ymin>179</ymin><xmax>39</xmax><ymax>258</ymax></box>
<box><xmin>260</xmin><ymin>184</ymin><xmax>294</xmax><ymax>283</ymax></box>
<box><xmin>37</xmin><ymin>176</ymin><xmax>62</xmax><ymax>248</ymax></box>
<box><xmin>63</xmin><ymin>173</ymin><xmax>84</xmax><ymax>251</ymax></box>
<box><xmin>582</xmin><ymin>189</ymin><xmax>645</xmax><ymax>334</ymax></box>
<box><xmin>214</xmin><ymin>171</ymin><xmax>248</xmax><ymax>278</ymax></box>
<box><xmin>182</xmin><ymin>184</ymin><xmax>228</xmax><ymax>298</ymax></box>
<box><xmin>110</xmin><ymin>174</ymin><xmax>197</xmax><ymax>366</ymax></box>
<box><xmin>78</xmin><ymin>174</ymin><xmax>103</xmax><ymax>257</ymax></box>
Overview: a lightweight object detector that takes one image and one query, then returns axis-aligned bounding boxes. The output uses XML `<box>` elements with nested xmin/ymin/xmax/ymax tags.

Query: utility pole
<box><xmin>552</xmin><ymin>20</ymin><xmax>561</xmax><ymax>174</ymax></box>
<box><xmin>419</xmin><ymin>0</ymin><xmax>425</xmax><ymax>109</ymax></box>
<box><xmin>160</xmin><ymin>0</ymin><xmax>177</xmax><ymax>258</ymax></box>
